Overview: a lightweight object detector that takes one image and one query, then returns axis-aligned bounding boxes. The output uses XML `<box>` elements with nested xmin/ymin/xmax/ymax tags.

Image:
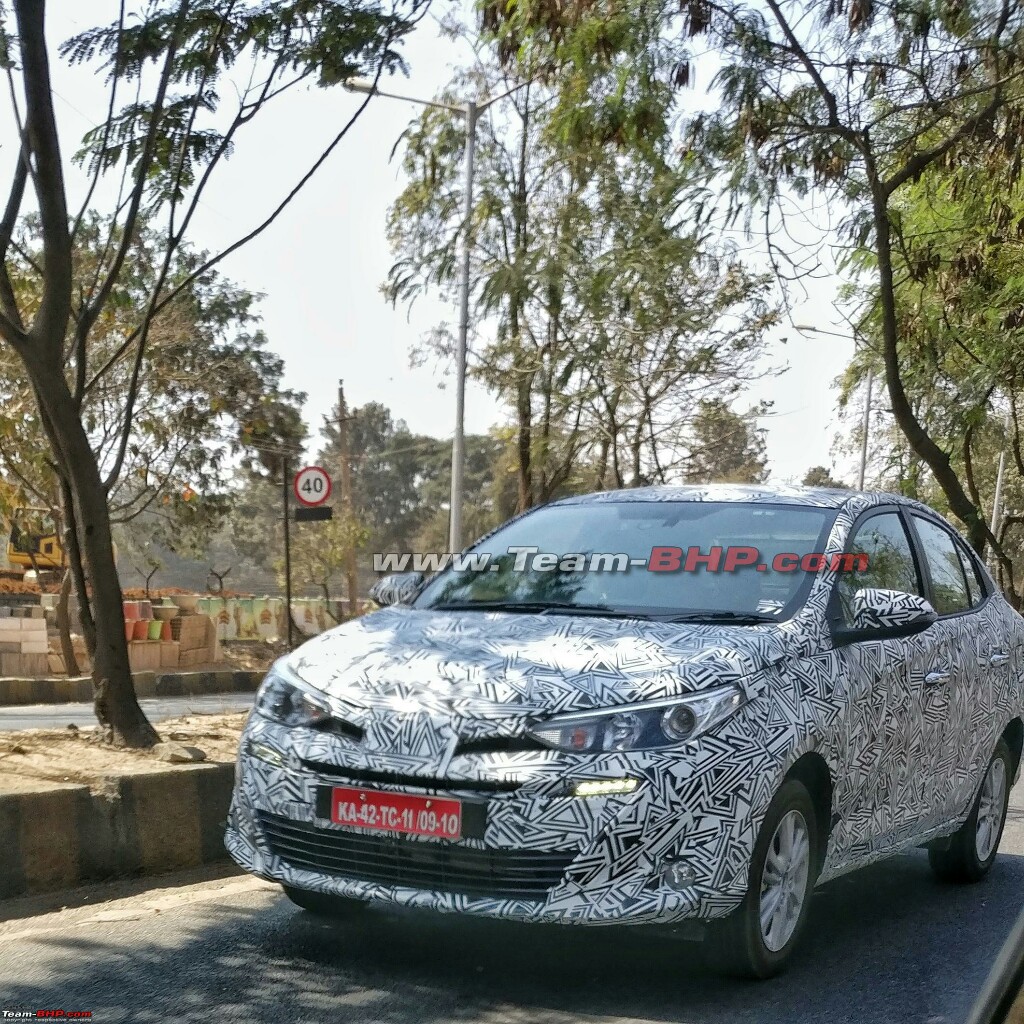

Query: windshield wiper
<box><xmin>429</xmin><ymin>600</ymin><xmax>646</xmax><ymax>618</ymax></box>
<box><xmin>655</xmin><ymin>610</ymin><xmax>779</xmax><ymax>625</ymax></box>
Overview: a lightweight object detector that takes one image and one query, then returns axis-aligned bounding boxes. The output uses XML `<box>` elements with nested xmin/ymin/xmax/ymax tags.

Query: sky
<box><xmin>3</xmin><ymin>2</ymin><xmax>863</xmax><ymax>487</ymax></box>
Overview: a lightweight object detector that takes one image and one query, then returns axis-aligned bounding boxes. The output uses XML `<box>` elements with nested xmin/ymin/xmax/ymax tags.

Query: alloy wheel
<box><xmin>759</xmin><ymin>808</ymin><xmax>811</xmax><ymax>953</ymax></box>
<box><xmin>975</xmin><ymin>756</ymin><xmax>1008</xmax><ymax>863</ymax></box>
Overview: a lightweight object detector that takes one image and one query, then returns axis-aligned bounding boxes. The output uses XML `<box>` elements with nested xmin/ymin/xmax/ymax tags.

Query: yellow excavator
<box><xmin>6</xmin><ymin>507</ymin><xmax>65</xmax><ymax>577</ymax></box>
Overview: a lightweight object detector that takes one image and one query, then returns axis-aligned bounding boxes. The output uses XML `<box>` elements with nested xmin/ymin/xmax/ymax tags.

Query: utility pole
<box><xmin>343</xmin><ymin>79</ymin><xmax>531</xmax><ymax>551</ymax></box>
<box><xmin>449</xmin><ymin>99</ymin><xmax>477</xmax><ymax>554</ymax></box>
<box><xmin>337</xmin><ymin>382</ymin><xmax>359</xmax><ymax>617</ymax></box>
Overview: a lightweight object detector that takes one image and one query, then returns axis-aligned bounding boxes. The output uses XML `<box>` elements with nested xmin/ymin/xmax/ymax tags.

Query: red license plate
<box><xmin>330</xmin><ymin>786</ymin><xmax>462</xmax><ymax>839</ymax></box>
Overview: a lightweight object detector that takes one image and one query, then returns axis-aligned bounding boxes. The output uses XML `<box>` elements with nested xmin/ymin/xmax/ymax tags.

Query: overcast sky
<box><xmin>4</xmin><ymin>3</ymin><xmax>862</xmax><ymax>487</ymax></box>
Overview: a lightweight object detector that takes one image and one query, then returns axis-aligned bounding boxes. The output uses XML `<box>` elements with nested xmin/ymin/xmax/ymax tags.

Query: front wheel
<box><xmin>929</xmin><ymin>738</ymin><xmax>1012</xmax><ymax>884</ymax></box>
<box><xmin>706</xmin><ymin>778</ymin><xmax>819</xmax><ymax>979</ymax></box>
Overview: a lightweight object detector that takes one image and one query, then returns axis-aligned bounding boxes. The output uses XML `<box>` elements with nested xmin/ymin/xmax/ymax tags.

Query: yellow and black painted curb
<box><xmin>0</xmin><ymin>763</ymin><xmax>236</xmax><ymax>898</ymax></box>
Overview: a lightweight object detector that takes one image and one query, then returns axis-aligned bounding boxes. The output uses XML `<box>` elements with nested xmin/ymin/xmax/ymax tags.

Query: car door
<box><xmin>907</xmin><ymin>514</ymin><xmax>999</xmax><ymax>825</ymax></box>
<box><xmin>828</xmin><ymin>508</ymin><xmax>947</xmax><ymax>855</ymax></box>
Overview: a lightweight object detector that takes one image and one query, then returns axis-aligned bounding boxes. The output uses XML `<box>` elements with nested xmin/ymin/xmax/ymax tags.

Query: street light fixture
<box><xmin>345</xmin><ymin>76</ymin><xmax>528</xmax><ymax>552</ymax></box>
<box><xmin>794</xmin><ymin>323</ymin><xmax>872</xmax><ymax>491</ymax></box>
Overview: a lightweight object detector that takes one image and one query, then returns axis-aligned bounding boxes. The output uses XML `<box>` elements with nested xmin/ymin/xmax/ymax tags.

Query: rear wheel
<box><xmin>929</xmin><ymin>739</ymin><xmax>1012</xmax><ymax>884</ymax></box>
<box><xmin>707</xmin><ymin>779</ymin><xmax>819</xmax><ymax>979</ymax></box>
<box><xmin>282</xmin><ymin>884</ymin><xmax>367</xmax><ymax>917</ymax></box>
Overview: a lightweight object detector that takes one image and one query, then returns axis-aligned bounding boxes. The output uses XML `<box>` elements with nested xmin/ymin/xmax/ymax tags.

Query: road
<box><xmin>0</xmin><ymin>692</ymin><xmax>255</xmax><ymax>731</ymax></box>
<box><xmin>1</xmin><ymin>787</ymin><xmax>1023</xmax><ymax>1024</ymax></box>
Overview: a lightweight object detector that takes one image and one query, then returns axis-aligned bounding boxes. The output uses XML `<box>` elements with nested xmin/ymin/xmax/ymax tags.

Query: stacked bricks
<box><xmin>0</xmin><ymin>605</ymin><xmax>48</xmax><ymax>676</ymax></box>
<box><xmin>171</xmin><ymin>612</ymin><xmax>218</xmax><ymax>668</ymax></box>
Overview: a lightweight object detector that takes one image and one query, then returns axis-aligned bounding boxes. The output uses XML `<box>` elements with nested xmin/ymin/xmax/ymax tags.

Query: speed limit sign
<box><xmin>293</xmin><ymin>466</ymin><xmax>333</xmax><ymax>507</ymax></box>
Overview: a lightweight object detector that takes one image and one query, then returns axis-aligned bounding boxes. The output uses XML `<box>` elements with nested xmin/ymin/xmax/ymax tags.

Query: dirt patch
<box><xmin>0</xmin><ymin>712</ymin><xmax>247</xmax><ymax>794</ymax></box>
<box><xmin>217</xmin><ymin>639</ymin><xmax>284</xmax><ymax>673</ymax></box>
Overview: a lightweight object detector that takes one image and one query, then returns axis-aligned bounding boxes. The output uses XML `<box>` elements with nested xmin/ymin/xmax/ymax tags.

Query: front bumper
<box><xmin>226</xmin><ymin>716</ymin><xmax>772</xmax><ymax>926</ymax></box>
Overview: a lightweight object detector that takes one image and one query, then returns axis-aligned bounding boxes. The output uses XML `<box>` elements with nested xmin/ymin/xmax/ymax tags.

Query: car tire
<box><xmin>706</xmin><ymin>778</ymin><xmax>820</xmax><ymax>979</ymax></box>
<box><xmin>282</xmin><ymin>884</ymin><xmax>367</xmax><ymax>917</ymax></box>
<box><xmin>929</xmin><ymin>738</ymin><xmax>1012</xmax><ymax>885</ymax></box>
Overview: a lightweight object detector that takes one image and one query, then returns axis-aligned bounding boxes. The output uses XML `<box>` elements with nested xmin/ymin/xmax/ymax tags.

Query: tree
<box><xmin>0</xmin><ymin>219</ymin><xmax>305</xmax><ymax>544</ymax></box>
<box><xmin>802</xmin><ymin>466</ymin><xmax>848</xmax><ymax>489</ymax></box>
<box><xmin>385</xmin><ymin>45</ymin><xmax>777</xmax><ymax>509</ymax></box>
<box><xmin>0</xmin><ymin>0</ymin><xmax>422</xmax><ymax>745</ymax></box>
<box><xmin>317</xmin><ymin>400</ymin><xmax>521</xmax><ymax>567</ymax></box>
<box><xmin>482</xmin><ymin>0</ymin><xmax>1024</xmax><ymax>586</ymax></box>
<box><xmin>281</xmin><ymin>512</ymin><xmax>369</xmax><ymax>615</ymax></box>
<box><xmin>685</xmin><ymin>399</ymin><xmax>769</xmax><ymax>485</ymax></box>
<box><xmin>319</xmin><ymin>402</ymin><xmax>443</xmax><ymax>555</ymax></box>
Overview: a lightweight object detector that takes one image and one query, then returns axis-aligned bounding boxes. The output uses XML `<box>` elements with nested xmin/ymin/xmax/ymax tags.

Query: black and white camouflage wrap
<box><xmin>226</xmin><ymin>485</ymin><xmax>1024</xmax><ymax>926</ymax></box>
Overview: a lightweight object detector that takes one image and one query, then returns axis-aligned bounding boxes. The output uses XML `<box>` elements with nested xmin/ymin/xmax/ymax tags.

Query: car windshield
<box><xmin>415</xmin><ymin>500</ymin><xmax>836</xmax><ymax>620</ymax></box>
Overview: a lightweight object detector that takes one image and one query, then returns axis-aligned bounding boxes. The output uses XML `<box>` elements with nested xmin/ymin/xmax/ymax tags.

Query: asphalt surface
<box><xmin>1</xmin><ymin>788</ymin><xmax>1023</xmax><ymax>1024</ymax></box>
<box><xmin>0</xmin><ymin>692</ymin><xmax>255</xmax><ymax>731</ymax></box>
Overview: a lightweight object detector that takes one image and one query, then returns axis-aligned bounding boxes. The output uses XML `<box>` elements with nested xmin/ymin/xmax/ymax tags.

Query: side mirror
<box><xmin>369</xmin><ymin>572</ymin><xmax>425</xmax><ymax>608</ymax></box>
<box><xmin>833</xmin><ymin>587</ymin><xmax>937</xmax><ymax>645</ymax></box>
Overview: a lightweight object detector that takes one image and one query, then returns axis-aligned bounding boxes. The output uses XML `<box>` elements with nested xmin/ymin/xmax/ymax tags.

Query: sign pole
<box><xmin>282</xmin><ymin>455</ymin><xmax>294</xmax><ymax>650</ymax></box>
<box><xmin>338</xmin><ymin>382</ymin><xmax>359</xmax><ymax>618</ymax></box>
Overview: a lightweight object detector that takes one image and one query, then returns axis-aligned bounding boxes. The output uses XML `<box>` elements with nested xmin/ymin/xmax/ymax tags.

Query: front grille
<box><xmin>258</xmin><ymin>812</ymin><xmax>574</xmax><ymax>900</ymax></box>
<box><xmin>300</xmin><ymin>759</ymin><xmax>522</xmax><ymax>793</ymax></box>
<box><xmin>454</xmin><ymin>735</ymin><xmax>548</xmax><ymax>756</ymax></box>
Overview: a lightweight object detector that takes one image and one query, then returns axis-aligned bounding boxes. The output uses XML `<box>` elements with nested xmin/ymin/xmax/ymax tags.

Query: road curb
<box><xmin>0</xmin><ymin>764</ymin><xmax>236</xmax><ymax>899</ymax></box>
<box><xmin>0</xmin><ymin>669</ymin><xmax>262</xmax><ymax>707</ymax></box>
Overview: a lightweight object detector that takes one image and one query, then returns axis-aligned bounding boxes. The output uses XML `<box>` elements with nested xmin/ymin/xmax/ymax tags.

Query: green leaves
<box><xmin>62</xmin><ymin>0</ymin><xmax>425</xmax><ymax>215</ymax></box>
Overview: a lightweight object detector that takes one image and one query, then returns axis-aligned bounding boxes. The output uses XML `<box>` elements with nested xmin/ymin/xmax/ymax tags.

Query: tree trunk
<box><xmin>37</xmin><ymin>380</ymin><xmax>159</xmax><ymax>747</ymax></box>
<box><xmin>872</xmin><ymin>188</ymin><xmax>1008</xmax><ymax>565</ymax></box>
<box><xmin>61</xmin><ymin>479</ymin><xmax>96</xmax><ymax>656</ymax></box>
<box><xmin>55</xmin><ymin>567</ymin><xmax>80</xmax><ymax>677</ymax></box>
<box><xmin>515</xmin><ymin>374</ymin><xmax>534</xmax><ymax>512</ymax></box>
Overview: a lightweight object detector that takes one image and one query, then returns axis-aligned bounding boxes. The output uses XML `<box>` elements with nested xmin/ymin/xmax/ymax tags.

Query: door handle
<box><xmin>989</xmin><ymin>652</ymin><xmax>1011</xmax><ymax>667</ymax></box>
<box><xmin>925</xmin><ymin>669</ymin><xmax>951</xmax><ymax>687</ymax></box>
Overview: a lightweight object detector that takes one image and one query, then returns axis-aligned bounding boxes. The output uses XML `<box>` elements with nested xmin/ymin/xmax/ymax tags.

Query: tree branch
<box><xmin>14</xmin><ymin>0</ymin><xmax>72</xmax><ymax>356</ymax></box>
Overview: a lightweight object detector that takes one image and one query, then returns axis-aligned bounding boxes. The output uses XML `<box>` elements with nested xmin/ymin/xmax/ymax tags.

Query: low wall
<box><xmin>200</xmin><ymin>596</ymin><xmax>345</xmax><ymax>640</ymax></box>
<box><xmin>0</xmin><ymin>669</ymin><xmax>262</xmax><ymax>707</ymax></box>
<box><xmin>0</xmin><ymin>764</ymin><xmax>235</xmax><ymax>899</ymax></box>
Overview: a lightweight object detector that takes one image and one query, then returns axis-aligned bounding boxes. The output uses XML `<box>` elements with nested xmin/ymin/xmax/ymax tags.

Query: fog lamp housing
<box><xmin>248</xmin><ymin>739</ymin><xmax>287</xmax><ymax>768</ymax></box>
<box><xmin>661</xmin><ymin>860</ymin><xmax>697</xmax><ymax>890</ymax></box>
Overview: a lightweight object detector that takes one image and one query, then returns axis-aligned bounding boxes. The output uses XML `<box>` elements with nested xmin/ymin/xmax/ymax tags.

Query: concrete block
<box><xmin>20</xmin><ymin>654</ymin><xmax>49</xmax><ymax>677</ymax></box>
<box><xmin>129</xmin><ymin>771</ymin><xmax>202</xmax><ymax>873</ymax></box>
<box><xmin>0</xmin><ymin>788</ymin><xmax>74</xmax><ymax>896</ymax></box>
<box><xmin>132</xmin><ymin>670</ymin><xmax>157</xmax><ymax>698</ymax></box>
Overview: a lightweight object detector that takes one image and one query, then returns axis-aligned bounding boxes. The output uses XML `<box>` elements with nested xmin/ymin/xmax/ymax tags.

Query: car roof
<box><xmin>551</xmin><ymin>483</ymin><xmax>919</xmax><ymax>511</ymax></box>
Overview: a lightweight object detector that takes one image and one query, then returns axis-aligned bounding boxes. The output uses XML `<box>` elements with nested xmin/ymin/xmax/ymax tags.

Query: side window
<box><xmin>911</xmin><ymin>516</ymin><xmax>971</xmax><ymax>615</ymax></box>
<box><xmin>835</xmin><ymin>512</ymin><xmax>921</xmax><ymax>625</ymax></box>
<box><xmin>955</xmin><ymin>542</ymin><xmax>986</xmax><ymax>607</ymax></box>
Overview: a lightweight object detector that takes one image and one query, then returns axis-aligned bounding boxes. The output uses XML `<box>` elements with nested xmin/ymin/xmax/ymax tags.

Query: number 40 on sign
<box><xmin>293</xmin><ymin>466</ymin><xmax>332</xmax><ymax>507</ymax></box>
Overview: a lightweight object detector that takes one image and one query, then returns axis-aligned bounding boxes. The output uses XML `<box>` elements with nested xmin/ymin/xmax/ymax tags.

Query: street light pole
<box><xmin>449</xmin><ymin>99</ymin><xmax>477</xmax><ymax>553</ymax></box>
<box><xmin>343</xmin><ymin>78</ymin><xmax>530</xmax><ymax>551</ymax></box>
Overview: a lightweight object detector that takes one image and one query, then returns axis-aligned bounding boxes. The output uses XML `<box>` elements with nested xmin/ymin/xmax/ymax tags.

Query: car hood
<box><xmin>287</xmin><ymin>608</ymin><xmax>794</xmax><ymax>719</ymax></box>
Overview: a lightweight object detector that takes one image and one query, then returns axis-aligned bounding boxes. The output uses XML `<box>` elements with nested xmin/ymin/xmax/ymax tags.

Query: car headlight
<box><xmin>253</xmin><ymin>661</ymin><xmax>330</xmax><ymax>728</ymax></box>
<box><xmin>525</xmin><ymin>685</ymin><xmax>746</xmax><ymax>753</ymax></box>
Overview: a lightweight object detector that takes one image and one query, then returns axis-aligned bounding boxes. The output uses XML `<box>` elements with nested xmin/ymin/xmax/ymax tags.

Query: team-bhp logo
<box><xmin>0</xmin><ymin>1013</ymin><xmax>93</xmax><ymax>1019</ymax></box>
<box><xmin>373</xmin><ymin>546</ymin><xmax>869</xmax><ymax>574</ymax></box>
